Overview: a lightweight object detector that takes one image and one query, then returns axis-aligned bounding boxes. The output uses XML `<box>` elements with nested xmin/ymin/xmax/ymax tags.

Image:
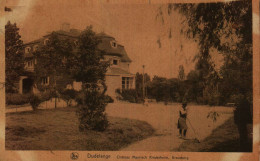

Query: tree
<box><xmin>148</xmin><ymin>76</ymin><xmax>170</xmax><ymax>102</ymax></box>
<box><xmin>162</xmin><ymin>1</ymin><xmax>252</xmax><ymax>105</ymax></box>
<box><xmin>169</xmin><ymin>1</ymin><xmax>252</xmax><ymax>151</ymax></box>
<box><xmin>186</xmin><ymin>70</ymin><xmax>203</xmax><ymax>103</ymax></box>
<box><xmin>69</xmin><ymin>26</ymin><xmax>110</xmax><ymax>131</ymax></box>
<box><xmin>178</xmin><ymin>65</ymin><xmax>185</xmax><ymax>81</ymax></box>
<box><xmin>5</xmin><ymin>21</ymin><xmax>24</xmax><ymax>93</ymax></box>
<box><xmin>135</xmin><ymin>72</ymin><xmax>151</xmax><ymax>99</ymax></box>
<box><xmin>60</xmin><ymin>89</ymin><xmax>77</xmax><ymax>107</ymax></box>
<box><xmin>69</xmin><ymin>26</ymin><xmax>109</xmax><ymax>90</ymax></box>
<box><xmin>33</xmin><ymin>32</ymin><xmax>73</xmax><ymax>108</ymax></box>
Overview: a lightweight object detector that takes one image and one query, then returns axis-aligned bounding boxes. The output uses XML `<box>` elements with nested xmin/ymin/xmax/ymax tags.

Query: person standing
<box><xmin>234</xmin><ymin>98</ymin><xmax>253</xmax><ymax>152</ymax></box>
<box><xmin>178</xmin><ymin>103</ymin><xmax>188</xmax><ymax>139</ymax></box>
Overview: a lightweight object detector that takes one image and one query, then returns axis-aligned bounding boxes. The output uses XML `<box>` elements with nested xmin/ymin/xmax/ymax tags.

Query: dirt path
<box><xmin>106</xmin><ymin>102</ymin><xmax>234</xmax><ymax>151</ymax></box>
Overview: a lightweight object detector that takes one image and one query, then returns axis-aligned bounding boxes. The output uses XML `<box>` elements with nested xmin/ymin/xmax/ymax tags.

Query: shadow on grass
<box><xmin>175</xmin><ymin>117</ymin><xmax>252</xmax><ymax>152</ymax></box>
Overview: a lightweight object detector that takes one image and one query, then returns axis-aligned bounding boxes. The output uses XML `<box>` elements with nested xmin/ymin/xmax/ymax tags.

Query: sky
<box><xmin>5</xmin><ymin>0</ymin><xmax>209</xmax><ymax>78</ymax></box>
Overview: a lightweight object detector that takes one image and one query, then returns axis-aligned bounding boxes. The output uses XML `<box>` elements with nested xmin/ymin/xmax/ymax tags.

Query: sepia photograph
<box><xmin>2</xmin><ymin>0</ymin><xmax>258</xmax><ymax>159</ymax></box>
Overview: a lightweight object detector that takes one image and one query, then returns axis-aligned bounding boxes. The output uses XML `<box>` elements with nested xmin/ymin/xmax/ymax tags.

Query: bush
<box><xmin>76</xmin><ymin>90</ymin><xmax>108</xmax><ymax>131</ymax></box>
<box><xmin>103</xmin><ymin>95</ymin><xmax>114</xmax><ymax>103</ymax></box>
<box><xmin>196</xmin><ymin>96</ymin><xmax>206</xmax><ymax>105</ymax></box>
<box><xmin>208</xmin><ymin>93</ymin><xmax>221</xmax><ymax>106</ymax></box>
<box><xmin>40</xmin><ymin>91</ymin><xmax>54</xmax><ymax>102</ymax></box>
<box><xmin>116</xmin><ymin>89</ymin><xmax>138</xmax><ymax>103</ymax></box>
<box><xmin>29</xmin><ymin>95</ymin><xmax>42</xmax><ymax>111</ymax></box>
<box><xmin>6</xmin><ymin>93</ymin><xmax>31</xmax><ymax>105</ymax></box>
<box><xmin>229</xmin><ymin>94</ymin><xmax>244</xmax><ymax>105</ymax></box>
<box><xmin>60</xmin><ymin>89</ymin><xmax>77</xmax><ymax>106</ymax></box>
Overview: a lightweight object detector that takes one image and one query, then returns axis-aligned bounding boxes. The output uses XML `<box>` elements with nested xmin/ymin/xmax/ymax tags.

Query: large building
<box><xmin>19</xmin><ymin>23</ymin><xmax>135</xmax><ymax>98</ymax></box>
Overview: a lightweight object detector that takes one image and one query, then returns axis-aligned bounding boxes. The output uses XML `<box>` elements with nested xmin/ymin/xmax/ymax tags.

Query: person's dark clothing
<box><xmin>234</xmin><ymin>99</ymin><xmax>252</xmax><ymax>152</ymax></box>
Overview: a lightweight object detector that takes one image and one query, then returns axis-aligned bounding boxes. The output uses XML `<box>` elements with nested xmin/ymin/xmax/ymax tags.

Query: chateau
<box><xmin>19</xmin><ymin>23</ymin><xmax>135</xmax><ymax>98</ymax></box>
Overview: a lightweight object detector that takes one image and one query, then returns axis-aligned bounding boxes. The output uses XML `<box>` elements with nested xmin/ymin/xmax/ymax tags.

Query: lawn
<box><xmin>175</xmin><ymin>117</ymin><xmax>252</xmax><ymax>152</ymax></box>
<box><xmin>5</xmin><ymin>107</ymin><xmax>155</xmax><ymax>150</ymax></box>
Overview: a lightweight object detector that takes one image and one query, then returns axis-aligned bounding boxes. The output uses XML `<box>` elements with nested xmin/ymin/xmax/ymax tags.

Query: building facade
<box><xmin>19</xmin><ymin>24</ymin><xmax>135</xmax><ymax>98</ymax></box>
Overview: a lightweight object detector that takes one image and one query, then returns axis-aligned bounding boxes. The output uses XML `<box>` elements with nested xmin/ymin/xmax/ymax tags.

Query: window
<box><xmin>113</xmin><ymin>59</ymin><xmax>118</xmax><ymax>65</ymax></box>
<box><xmin>41</xmin><ymin>77</ymin><xmax>49</xmax><ymax>85</ymax></box>
<box><xmin>122</xmin><ymin>77</ymin><xmax>133</xmax><ymax>89</ymax></box>
<box><xmin>110</xmin><ymin>40</ymin><xmax>117</xmax><ymax>48</ymax></box>
<box><xmin>27</xmin><ymin>60</ymin><xmax>33</xmax><ymax>67</ymax></box>
<box><xmin>25</xmin><ymin>47</ymin><xmax>31</xmax><ymax>53</ymax></box>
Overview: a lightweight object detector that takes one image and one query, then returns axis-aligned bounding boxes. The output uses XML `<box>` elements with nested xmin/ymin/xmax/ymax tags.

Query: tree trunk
<box><xmin>55</xmin><ymin>97</ymin><xmax>57</xmax><ymax>108</ymax></box>
<box><xmin>54</xmin><ymin>71</ymin><xmax>57</xmax><ymax>108</ymax></box>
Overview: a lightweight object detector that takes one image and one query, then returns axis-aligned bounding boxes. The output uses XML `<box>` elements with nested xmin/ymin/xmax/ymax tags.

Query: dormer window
<box><xmin>44</xmin><ymin>39</ymin><xmax>49</xmax><ymax>45</ymax></box>
<box><xmin>33</xmin><ymin>45</ymin><xmax>39</xmax><ymax>51</ymax></box>
<box><xmin>25</xmin><ymin>47</ymin><xmax>31</xmax><ymax>53</ymax></box>
<box><xmin>110</xmin><ymin>40</ymin><xmax>117</xmax><ymax>48</ymax></box>
<box><xmin>111</xmin><ymin>57</ymin><xmax>120</xmax><ymax>66</ymax></box>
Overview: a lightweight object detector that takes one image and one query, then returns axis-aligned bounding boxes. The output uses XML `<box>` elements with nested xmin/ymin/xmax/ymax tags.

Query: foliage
<box><xmin>135</xmin><ymin>72</ymin><xmax>151</xmax><ymax>98</ymax></box>
<box><xmin>160</xmin><ymin>1</ymin><xmax>252</xmax><ymax>106</ymax></box>
<box><xmin>178</xmin><ymin>65</ymin><xmax>185</xmax><ymax>81</ymax></box>
<box><xmin>33</xmin><ymin>32</ymin><xmax>73</xmax><ymax>91</ymax></box>
<box><xmin>39</xmin><ymin>90</ymin><xmax>55</xmax><ymax>102</ymax></box>
<box><xmin>133</xmin><ymin>75</ymin><xmax>189</xmax><ymax>103</ymax></box>
<box><xmin>68</xmin><ymin>26</ymin><xmax>109</xmax><ymax>88</ymax></box>
<box><xmin>76</xmin><ymin>90</ymin><xmax>108</xmax><ymax>131</ymax></box>
<box><xmin>116</xmin><ymin>89</ymin><xmax>139</xmax><ymax>103</ymax></box>
<box><xmin>32</xmin><ymin>32</ymin><xmax>74</xmax><ymax>108</ymax></box>
<box><xmin>60</xmin><ymin>89</ymin><xmax>77</xmax><ymax>106</ymax></box>
<box><xmin>103</xmin><ymin>95</ymin><xmax>114</xmax><ymax>103</ymax></box>
<box><xmin>5</xmin><ymin>21</ymin><xmax>24</xmax><ymax>93</ymax></box>
<box><xmin>29</xmin><ymin>94</ymin><xmax>42</xmax><ymax>111</ymax></box>
<box><xmin>229</xmin><ymin>94</ymin><xmax>244</xmax><ymax>105</ymax></box>
<box><xmin>6</xmin><ymin>93</ymin><xmax>31</xmax><ymax>105</ymax></box>
<box><xmin>69</xmin><ymin>26</ymin><xmax>110</xmax><ymax>131</ymax></box>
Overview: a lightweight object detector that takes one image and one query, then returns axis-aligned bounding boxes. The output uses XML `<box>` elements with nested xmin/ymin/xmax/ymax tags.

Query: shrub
<box><xmin>196</xmin><ymin>96</ymin><xmax>205</xmax><ymax>105</ymax></box>
<box><xmin>76</xmin><ymin>90</ymin><xmax>108</xmax><ymax>131</ymax></box>
<box><xmin>40</xmin><ymin>91</ymin><xmax>54</xmax><ymax>102</ymax></box>
<box><xmin>60</xmin><ymin>89</ymin><xmax>77</xmax><ymax>106</ymax></box>
<box><xmin>29</xmin><ymin>94</ymin><xmax>42</xmax><ymax>111</ymax></box>
<box><xmin>208</xmin><ymin>93</ymin><xmax>221</xmax><ymax>106</ymax></box>
<box><xmin>229</xmin><ymin>94</ymin><xmax>244</xmax><ymax>105</ymax></box>
<box><xmin>6</xmin><ymin>93</ymin><xmax>31</xmax><ymax>105</ymax></box>
<box><xmin>103</xmin><ymin>95</ymin><xmax>114</xmax><ymax>103</ymax></box>
<box><xmin>116</xmin><ymin>89</ymin><xmax>138</xmax><ymax>103</ymax></box>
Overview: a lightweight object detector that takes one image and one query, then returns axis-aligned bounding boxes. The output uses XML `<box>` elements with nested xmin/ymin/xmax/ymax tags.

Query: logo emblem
<box><xmin>70</xmin><ymin>152</ymin><xmax>79</xmax><ymax>160</ymax></box>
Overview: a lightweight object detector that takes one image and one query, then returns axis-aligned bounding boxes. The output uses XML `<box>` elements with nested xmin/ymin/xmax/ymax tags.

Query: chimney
<box><xmin>61</xmin><ymin>23</ymin><xmax>70</xmax><ymax>32</ymax></box>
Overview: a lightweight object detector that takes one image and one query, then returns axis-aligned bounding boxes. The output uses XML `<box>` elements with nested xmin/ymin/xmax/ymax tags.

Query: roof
<box><xmin>106</xmin><ymin>67</ymin><xmax>134</xmax><ymax>76</ymax></box>
<box><xmin>96</xmin><ymin>32</ymin><xmax>114</xmax><ymax>39</ymax></box>
<box><xmin>23</xmin><ymin>30</ymin><xmax>132</xmax><ymax>62</ymax></box>
<box><xmin>24</xmin><ymin>29</ymin><xmax>81</xmax><ymax>46</ymax></box>
<box><xmin>97</xmin><ymin>33</ymin><xmax>132</xmax><ymax>62</ymax></box>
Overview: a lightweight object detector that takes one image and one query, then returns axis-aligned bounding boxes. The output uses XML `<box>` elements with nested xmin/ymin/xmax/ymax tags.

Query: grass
<box><xmin>5</xmin><ymin>107</ymin><xmax>154</xmax><ymax>150</ymax></box>
<box><xmin>175</xmin><ymin>117</ymin><xmax>252</xmax><ymax>152</ymax></box>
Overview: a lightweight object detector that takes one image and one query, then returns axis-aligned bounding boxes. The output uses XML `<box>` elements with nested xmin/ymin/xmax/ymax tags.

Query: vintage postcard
<box><xmin>0</xmin><ymin>0</ymin><xmax>259</xmax><ymax>161</ymax></box>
